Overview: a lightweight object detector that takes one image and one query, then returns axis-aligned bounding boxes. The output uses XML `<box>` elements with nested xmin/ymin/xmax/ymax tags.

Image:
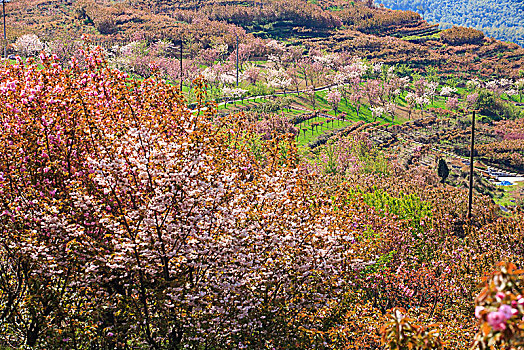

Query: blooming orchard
<box><xmin>1</xmin><ymin>50</ymin><xmax>524</xmax><ymax>350</ymax></box>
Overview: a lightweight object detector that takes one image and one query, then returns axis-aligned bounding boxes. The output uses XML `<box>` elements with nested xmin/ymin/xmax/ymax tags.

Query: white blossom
<box><xmin>415</xmin><ymin>95</ymin><xmax>430</xmax><ymax>107</ymax></box>
<box><xmin>466</xmin><ymin>79</ymin><xmax>482</xmax><ymax>90</ymax></box>
<box><xmin>333</xmin><ymin>72</ymin><xmax>347</xmax><ymax>86</ymax></box>
<box><xmin>371</xmin><ymin>106</ymin><xmax>385</xmax><ymax>119</ymax></box>
<box><xmin>440</xmin><ymin>86</ymin><xmax>458</xmax><ymax>97</ymax></box>
<box><xmin>219</xmin><ymin>72</ymin><xmax>237</xmax><ymax>85</ymax></box>
<box><xmin>265</xmin><ymin>68</ymin><xmax>291</xmax><ymax>90</ymax></box>
<box><xmin>486</xmin><ymin>80</ymin><xmax>499</xmax><ymax>91</ymax></box>
<box><xmin>498</xmin><ymin>78</ymin><xmax>512</xmax><ymax>88</ymax></box>
<box><xmin>13</xmin><ymin>34</ymin><xmax>44</xmax><ymax>56</ymax></box>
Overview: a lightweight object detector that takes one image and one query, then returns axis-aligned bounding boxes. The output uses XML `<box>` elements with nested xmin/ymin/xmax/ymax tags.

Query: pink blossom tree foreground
<box><xmin>0</xmin><ymin>51</ymin><xmax>374</xmax><ymax>349</ymax></box>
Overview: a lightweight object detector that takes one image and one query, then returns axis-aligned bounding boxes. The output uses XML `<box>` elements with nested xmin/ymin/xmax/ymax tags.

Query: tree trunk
<box><xmin>26</xmin><ymin>319</ymin><xmax>40</xmax><ymax>347</ymax></box>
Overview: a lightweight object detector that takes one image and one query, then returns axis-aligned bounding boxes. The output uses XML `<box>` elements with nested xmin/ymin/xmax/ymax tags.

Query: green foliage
<box><xmin>365</xmin><ymin>250</ymin><xmax>397</xmax><ymax>274</ymax></box>
<box><xmin>475</xmin><ymin>89</ymin><xmax>519</xmax><ymax>120</ymax></box>
<box><xmin>248</xmin><ymin>82</ymin><xmax>274</xmax><ymax>97</ymax></box>
<box><xmin>357</xmin><ymin>188</ymin><xmax>433</xmax><ymax>233</ymax></box>
<box><xmin>360</xmin><ymin>150</ymin><xmax>389</xmax><ymax>174</ymax></box>
<box><xmin>378</xmin><ymin>0</ymin><xmax>524</xmax><ymax>46</ymax></box>
<box><xmin>396</xmin><ymin>64</ymin><xmax>414</xmax><ymax>78</ymax></box>
<box><xmin>252</xmin><ymin>99</ymin><xmax>285</xmax><ymax>114</ymax></box>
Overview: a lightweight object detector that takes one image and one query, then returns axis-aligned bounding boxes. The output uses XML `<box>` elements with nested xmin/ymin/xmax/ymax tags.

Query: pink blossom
<box><xmin>475</xmin><ymin>306</ymin><xmax>485</xmax><ymax>318</ymax></box>
<box><xmin>487</xmin><ymin>311</ymin><xmax>507</xmax><ymax>331</ymax></box>
<box><xmin>499</xmin><ymin>304</ymin><xmax>514</xmax><ymax>319</ymax></box>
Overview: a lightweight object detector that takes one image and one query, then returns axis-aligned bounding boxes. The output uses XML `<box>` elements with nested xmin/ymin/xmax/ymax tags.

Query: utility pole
<box><xmin>179</xmin><ymin>38</ymin><xmax>183</xmax><ymax>93</ymax></box>
<box><xmin>2</xmin><ymin>0</ymin><xmax>7</xmax><ymax>59</ymax></box>
<box><xmin>236</xmin><ymin>33</ymin><xmax>239</xmax><ymax>87</ymax></box>
<box><xmin>467</xmin><ymin>110</ymin><xmax>476</xmax><ymax>222</ymax></box>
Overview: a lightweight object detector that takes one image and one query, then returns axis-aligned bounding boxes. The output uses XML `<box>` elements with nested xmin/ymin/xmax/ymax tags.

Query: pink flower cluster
<box><xmin>477</xmin><ymin>294</ymin><xmax>520</xmax><ymax>332</ymax></box>
<box><xmin>487</xmin><ymin>304</ymin><xmax>514</xmax><ymax>331</ymax></box>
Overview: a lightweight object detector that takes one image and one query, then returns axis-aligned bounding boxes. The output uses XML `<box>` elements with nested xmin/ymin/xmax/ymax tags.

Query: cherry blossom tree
<box><xmin>440</xmin><ymin>86</ymin><xmax>458</xmax><ymax>99</ymax></box>
<box><xmin>327</xmin><ymin>89</ymin><xmax>342</xmax><ymax>117</ymax></box>
<box><xmin>242</xmin><ymin>64</ymin><xmax>261</xmax><ymax>85</ymax></box>
<box><xmin>350</xmin><ymin>79</ymin><xmax>365</xmax><ymax>118</ymax></box>
<box><xmin>0</xmin><ymin>51</ymin><xmax>369</xmax><ymax>349</ymax></box>
<box><xmin>405</xmin><ymin>92</ymin><xmax>417</xmax><ymax>120</ymax></box>
<box><xmin>265</xmin><ymin>68</ymin><xmax>292</xmax><ymax>95</ymax></box>
<box><xmin>287</xmin><ymin>66</ymin><xmax>302</xmax><ymax>94</ymax></box>
<box><xmin>446</xmin><ymin>96</ymin><xmax>459</xmax><ymax>111</ymax></box>
<box><xmin>306</xmin><ymin>86</ymin><xmax>317</xmax><ymax>111</ymax></box>
<box><xmin>13</xmin><ymin>34</ymin><xmax>44</xmax><ymax>57</ymax></box>
<box><xmin>371</xmin><ymin>106</ymin><xmax>385</xmax><ymax>122</ymax></box>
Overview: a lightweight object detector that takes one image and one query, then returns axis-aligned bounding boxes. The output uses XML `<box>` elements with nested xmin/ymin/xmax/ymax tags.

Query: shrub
<box><xmin>95</xmin><ymin>15</ymin><xmax>118</xmax><ymax>34</ymax></box>
<box><xmin>475</xmin><ymin>89</ymin><xmax>519</xmax><ymax>120</ymax></box>
<box><xmin>441</xmin><ymin>26</ymin><xmax>485</xmax><ymax>46</ymax></box>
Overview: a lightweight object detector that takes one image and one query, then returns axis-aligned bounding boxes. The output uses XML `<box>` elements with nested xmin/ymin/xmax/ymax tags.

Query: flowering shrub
<box><xmin>474</xmin><ymin>263</ymin><xmax>524</xmax><ymax>348</ymax></box>
<box><xmin>13</xmin><ymin>34</ymin><xmax>44</xmax><ymax>57</ymax></box>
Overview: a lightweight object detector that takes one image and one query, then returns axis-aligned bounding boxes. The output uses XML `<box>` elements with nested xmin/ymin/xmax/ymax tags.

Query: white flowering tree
<box><xmin>405</xmin><ymin>92</ymin><xmax>417</xmax><ymax>120</ymax></box>
<box><xmin>515</xmin><ymin>79</ymin><xmax>524</xmax><ymax>103</ymax></box>
<box><xmin>371</xmin><ymin>106</ymin><xmax>385</xmax><ymax>122</ymax></box>
<box><xmin>440</xmin><ymin>86</ymin><xmax>458</xmax><ymax>99</ymax></box>
<box><xmin>265</xmin><ymin>68</ymin><xmax>292</xmax><ymax>96</ymax></box>
<box><xmin>486</xmin><ymin>80</ymin><xmax>501</xmax><ymax>95</ymax></box>
<box><xmin>466</xmin><ymin>79</ymin><xmax>482</xmax><ymax>90</ymax></box>
<box><xmin>416</xmin><ymin>95</ymin><xmax>431</xmax><ymax>117</ymax></box>
<box><xmin>385</xmin><ymin>102</ymin><xmax>396</xmax><ymax>121</ymax></box>
<box><xmin>506</xmin><ymin>89</ymin><xmax>518</xmax><ymax>99</ymax></box>
<box><xmin>13</xmin><ymin>34</ymin><xmax>44</xmax><ymax>57</ymax></box>
<box><xmin>231</xmin><ymin>87</ymin><xmax>248</xmax><ymax>104</ymax></box>
<box><xmin>424</xmin><ymin>81</ymin><xmax>439</xmax><ymax>104</ymax></box>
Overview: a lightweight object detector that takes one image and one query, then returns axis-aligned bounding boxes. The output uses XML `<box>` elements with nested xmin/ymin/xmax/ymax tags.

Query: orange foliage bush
<box><xmin>441</xmin><ymin>26</ymin><xmax>486</xmax><ymax>46</ymax></box>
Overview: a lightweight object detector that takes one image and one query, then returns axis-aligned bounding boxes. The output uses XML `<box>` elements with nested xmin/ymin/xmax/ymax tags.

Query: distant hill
<box><xmin>376</xmin><ymin>0</ymin><xmax>524</xmax><ymax>47</ymax></box>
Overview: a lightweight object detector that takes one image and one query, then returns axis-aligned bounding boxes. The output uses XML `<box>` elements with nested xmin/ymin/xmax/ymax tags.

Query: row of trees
<box><xmin>11</xmin><ymin>33</ymin><xmax>524</xmax><ymax>128</ymax></box>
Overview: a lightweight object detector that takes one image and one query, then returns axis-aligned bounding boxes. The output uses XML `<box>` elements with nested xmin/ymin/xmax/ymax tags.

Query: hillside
<box><xmin>2</xmin><ymin>1</ymin><xmax>524</xmax><ymax>349</ymax></box>
<box><xmin>0</xmin><ymin>47</ymin><xmax>523</xmax><ymax>349</ymax></box>
<box><xmin>4</xmin><ymin>0</ymin><xmax>524</xmax><ymax>78</ymax></box>
<box><xmin>377</xmin><ymin>0</ymin><xmax>524</xmax><ymax>47</ymax></box>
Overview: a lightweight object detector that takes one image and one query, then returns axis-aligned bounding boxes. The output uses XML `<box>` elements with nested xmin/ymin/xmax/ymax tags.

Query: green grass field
<box><xmin>213</xmin><ymin>86</ymin><xmax>476</xmax><ymax>147</ymax></box>
<box><xmin>495</xmin><ymin>181</ymin><xmax>524</xmax><ymax>208</ymax></box>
